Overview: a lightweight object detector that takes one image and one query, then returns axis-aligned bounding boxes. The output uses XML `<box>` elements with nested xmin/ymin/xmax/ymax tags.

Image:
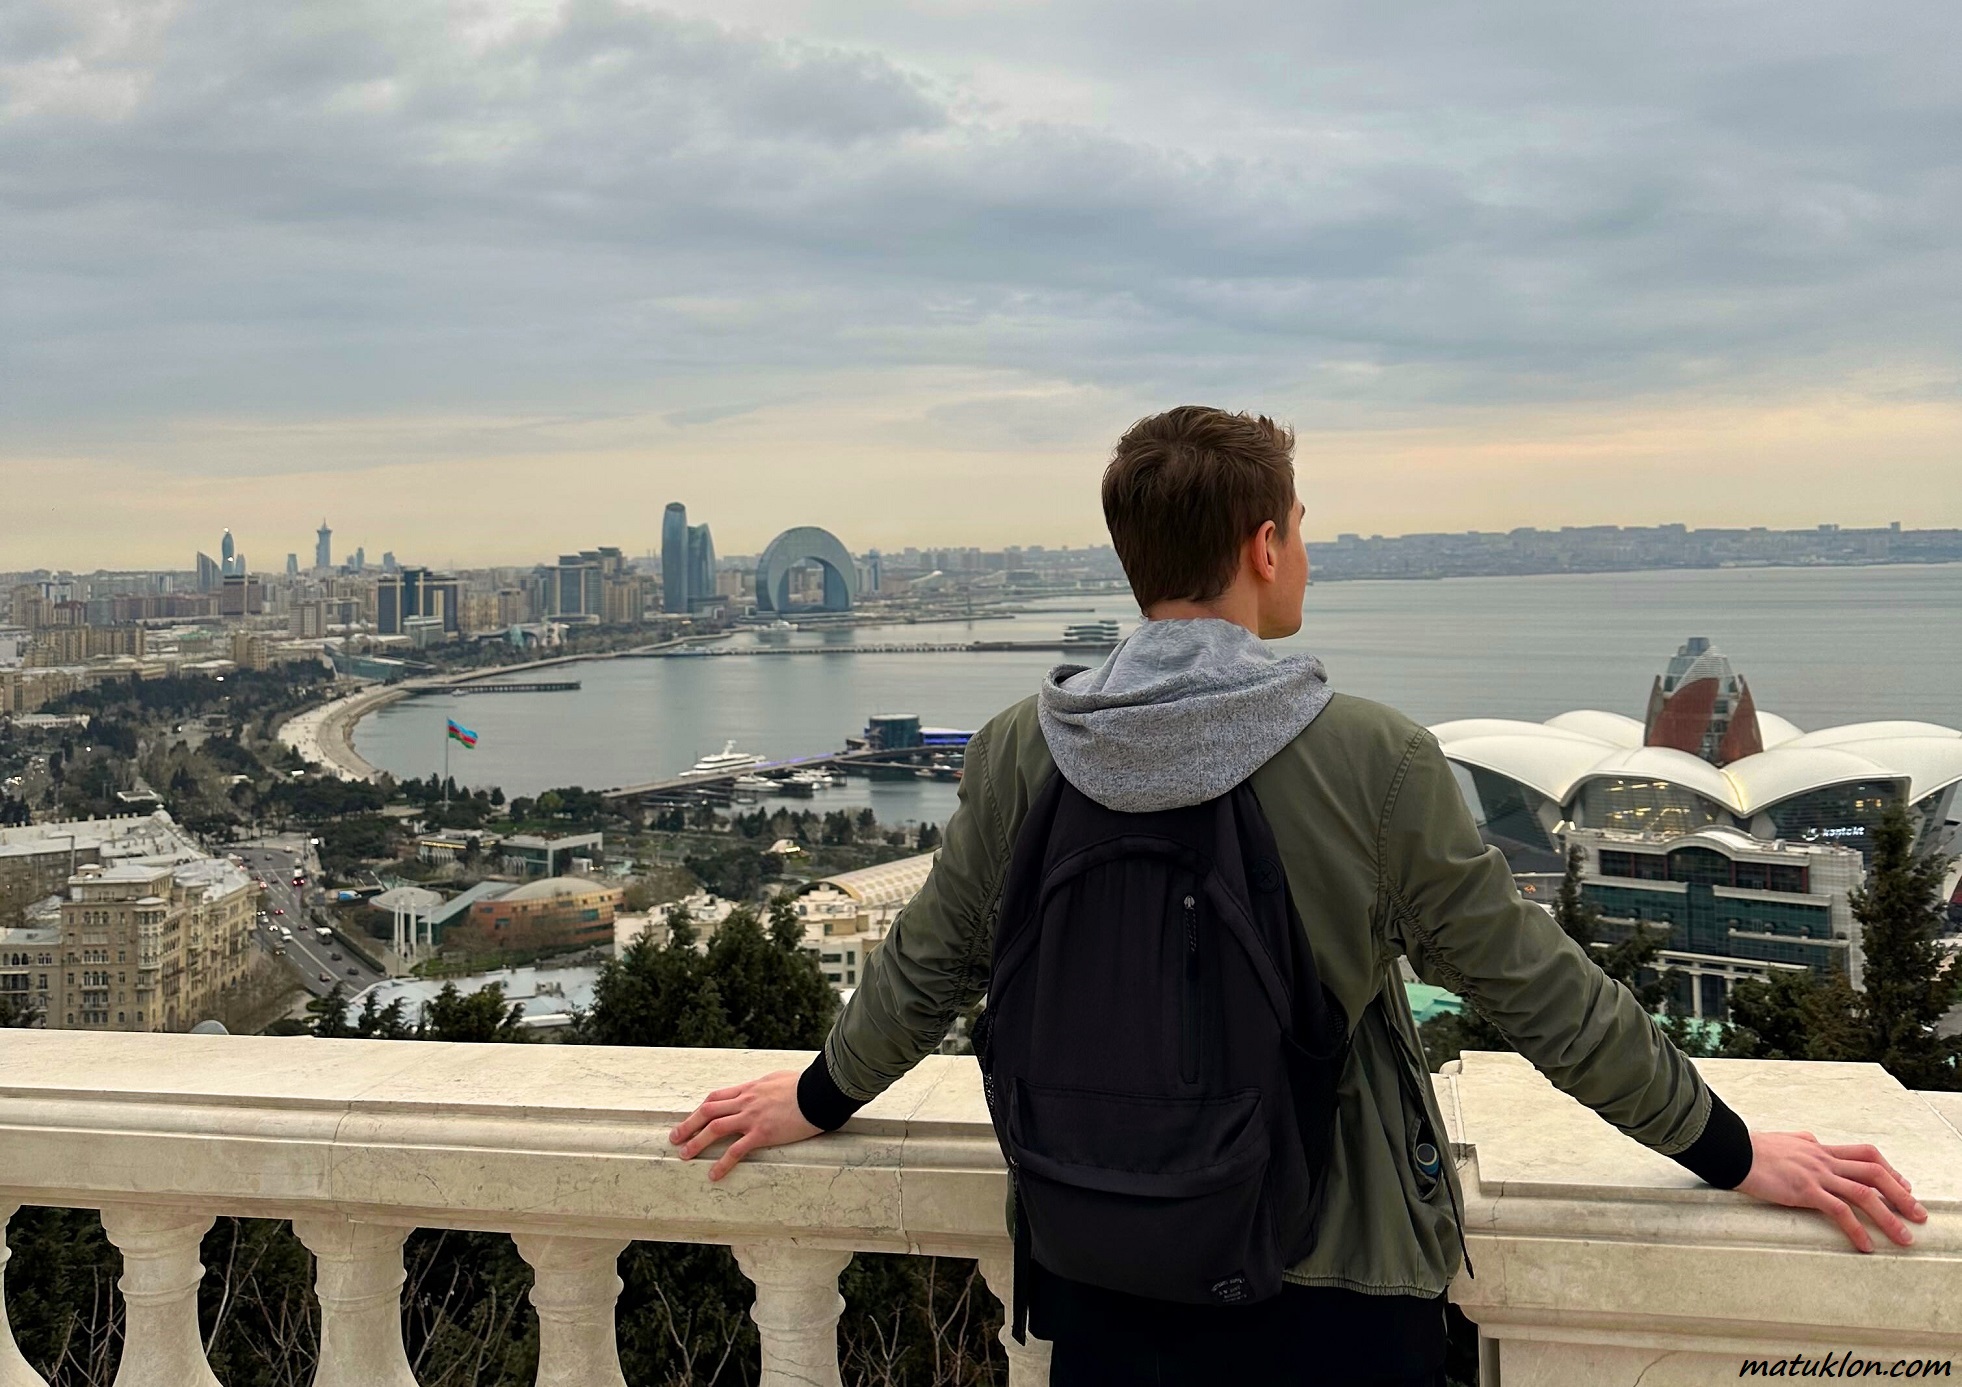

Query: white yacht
<box><xmin>682</xmin><ymin>741</ymin><xmax>766</xmax><ymax>777</ymax></box>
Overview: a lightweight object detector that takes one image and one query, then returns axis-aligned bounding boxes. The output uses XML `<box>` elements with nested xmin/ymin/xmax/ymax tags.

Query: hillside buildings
<box><xmin>1307</xmin><ymin>521</ymin><xmax>1962</xmax><ymax>582</ymax></box>
<box><xmin>0</xmin><ymin>813</ymin><xmax>255</xmax><ymax>1031</ymax></box>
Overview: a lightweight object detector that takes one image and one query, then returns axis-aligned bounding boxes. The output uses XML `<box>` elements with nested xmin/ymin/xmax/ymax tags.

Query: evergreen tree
<box><xmin>1846</xmin><ymin>805</ymin><xmax>1961</xmax><ymax>1089</ymax></box>
<box><xmin>417</xmin><ymin>982</ymin><xmax>528</xmax><ymax>1042</ymax></box>
<box><xmin>306</xmin><ymin>981</ymin><xmax>353</xmax><ymax>1037</ymax></box>
<box><xmin>1720</xmin><ymin>968</ymin><xmax>1865</xmax><ymax>1062</ymax></box>
<box><xmin>1553</xmin><ymin>844</ymin><xmax>1597</xmax><ymax>949</ymax></box>
<box><xmin>700</xmin><ymin>907</ymin><xmax>836</xmax><ymax>1051</ymax></box>
<box><xmin>1721</xmin><ymin>804</ymin><xmax>1958</xmax><ymax>1088</ymax></box>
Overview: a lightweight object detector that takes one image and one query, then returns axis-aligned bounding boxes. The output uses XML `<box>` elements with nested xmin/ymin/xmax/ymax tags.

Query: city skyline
<box><xmin>7</xmin><ymin>513</ymin><xmax>1962</xmax><ymax>581</ymax></box>
<box><xmin>5</xmin><ymin>2</ymin><xmax>1959</xmax><ymax>569</ymax></box>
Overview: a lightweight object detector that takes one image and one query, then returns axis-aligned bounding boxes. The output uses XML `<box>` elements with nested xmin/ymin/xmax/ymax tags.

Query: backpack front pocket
<box><xmin>1008</xmin><ymin>1080</ymin><xmax>1280</xmax><ymax>1305</ymax></box>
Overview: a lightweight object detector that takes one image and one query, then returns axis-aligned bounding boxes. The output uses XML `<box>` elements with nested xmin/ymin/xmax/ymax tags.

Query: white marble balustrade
<box><xmin>0</xmin><ymin>1032</ymin><xmax>1957</xmax><ymax>1386</ymax></box>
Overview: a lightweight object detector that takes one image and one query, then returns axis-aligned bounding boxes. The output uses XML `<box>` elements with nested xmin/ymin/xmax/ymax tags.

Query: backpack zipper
<box><xmin>1181</xmin><ymin>893</ymin><xmax>1199</xmax><ymax>1083</ymax></box>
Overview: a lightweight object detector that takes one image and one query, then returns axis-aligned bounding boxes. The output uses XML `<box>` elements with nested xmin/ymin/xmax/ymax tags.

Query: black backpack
<box><xmin>972</xmin><ymin>770</ymin><xmax>1350</xmax><ymax>1335</ymax></box>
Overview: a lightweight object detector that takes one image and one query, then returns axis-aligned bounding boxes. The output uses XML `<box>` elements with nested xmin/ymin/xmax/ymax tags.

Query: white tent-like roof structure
<box><xmin>1432</xmin><ymin>710</ymin><xmax>1962</xmax><ymax>820</ymax></box>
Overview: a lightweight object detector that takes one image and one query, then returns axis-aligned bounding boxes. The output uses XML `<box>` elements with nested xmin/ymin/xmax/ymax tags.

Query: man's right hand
<box><xmin>1737</xmin><ymin>1130</ymin><xmax>1926</xmax><ymax>1252</ymax></box>
<box><xmin>668</xmin><ymin>1070</ymin><xmax>822</xmax><ymax>1182</ymax></box>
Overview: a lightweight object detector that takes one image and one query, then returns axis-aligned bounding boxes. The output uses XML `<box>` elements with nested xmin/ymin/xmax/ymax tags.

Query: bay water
<box><xmin>354</xmin><ymin>563</ymin><xmax>1962</xmax><ymax>824</ymax></box>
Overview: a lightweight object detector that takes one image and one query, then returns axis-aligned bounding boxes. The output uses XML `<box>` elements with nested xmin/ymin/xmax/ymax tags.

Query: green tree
<box><xmin>577</xmin><ymin>901</ymin><xmax>832</xmax><ymax>1052</ymax></box>
<box><xmin>700</xmin><ymin>907</ymin><xmax>837</xmax><ymax>1051</ymax></box>
<box><xmin>1721</xmin><ymin>969</ymin><xmax>1865</xmax><ymax>1062</ymax></box>
<box><xmin>1846</xmin><ymin>806</ymin><xmax>1960</xmax><ymax>1088</ymax></box>
<box><xmin>417</xmin><ymin>982</ymin><xmax>527</xmax><ymax>1042</ymax></box>
<box><xmin>306</xmin><ymin>982</ymin><xmax>353</xmax><ymax>1037</ymax></box>
<box><xmin>1722</xmin><ymin>806</ymin><xmax>1959</xmax><ymax>1089</ymax></box>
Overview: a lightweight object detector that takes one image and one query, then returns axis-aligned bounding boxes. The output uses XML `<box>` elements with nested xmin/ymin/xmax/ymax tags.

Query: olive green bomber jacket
<box><xmin>817</xmin><ymin>691</ymin><xmax>1731</xmax><ymax>1297</ymax></box>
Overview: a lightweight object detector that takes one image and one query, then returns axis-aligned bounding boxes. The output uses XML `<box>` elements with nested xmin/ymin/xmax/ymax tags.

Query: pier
<box><xmin>600</xmin><ymin>746</ymin><xmax>933</xmax><ymax>802</ymax></box>
<box><xmin>438</xmin><ymin>680</ymin><xmax>582</xmax><ymax>694</ymax></box>
<box><xmin>646</xmin><ymin>640</ymin><xmax>1114</xmax><ymax>659</ymax></box>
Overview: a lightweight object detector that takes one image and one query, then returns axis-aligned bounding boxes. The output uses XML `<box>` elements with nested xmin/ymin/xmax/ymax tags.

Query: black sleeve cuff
<box><xmin>1669</xmin><ymin>1091</ymin><xmax>1754</xmax><ymax>1189</ymax></box>
<box><xmin>796</xmin><ymin>1051</ymin><xmax>867</xmax><ymax>1133</ymax></box>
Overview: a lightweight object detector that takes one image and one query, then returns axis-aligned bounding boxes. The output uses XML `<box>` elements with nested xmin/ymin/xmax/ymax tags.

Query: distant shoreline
<box><xmin>1303</xmin><ymin>557</ymin><xmax>1962</xmax><ymax>585</ymax></box>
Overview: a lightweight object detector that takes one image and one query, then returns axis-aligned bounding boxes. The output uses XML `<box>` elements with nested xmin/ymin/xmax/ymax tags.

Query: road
<box><xmin>230</xmin><ymin>837</ymin><xmax>385</xmax><ymax>1000</ymax></box>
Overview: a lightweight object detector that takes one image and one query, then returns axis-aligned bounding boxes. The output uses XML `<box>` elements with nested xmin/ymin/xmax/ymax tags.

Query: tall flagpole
<box><xmin>442</xmin><ymin>710</ymin><xmax>451</xmax><ymax>812</ymax></box>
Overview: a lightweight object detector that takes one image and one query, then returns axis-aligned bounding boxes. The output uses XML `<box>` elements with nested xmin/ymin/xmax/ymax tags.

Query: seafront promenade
<box><xmin>278</xmin><ymin>685</ymin><xmax>400</xmax><ymax>782</ymax></box>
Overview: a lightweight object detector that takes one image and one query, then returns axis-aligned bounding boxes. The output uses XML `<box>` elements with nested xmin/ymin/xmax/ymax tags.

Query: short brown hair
<box><xmin>1101</xmin><ymin>406</ymin><xmax>1297</xmax><ymax>608</ymax></box>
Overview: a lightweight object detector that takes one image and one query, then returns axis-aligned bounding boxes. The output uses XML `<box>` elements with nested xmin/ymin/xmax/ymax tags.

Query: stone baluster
<box><xmin>978</xmin><ymin>1255</ymin><xmax>1052</xmax><ymax>1387</ymax></box>
<box><xmin>98</xmin><ymin>1205</ymin><xmax>221</xmax><ymax>1387</ymax></box>
<box><xmin>731</xmin><ymin>1243</ymin><xmax>851</xmax><ymax>1387</ymax></box>
<box><xmin>0</xmin><ymin>1206</ymin><xmax>50</xmax><ymax>1387</ymax></box>
<box><xmin>292</xmin><ymin>1218</ymin><xmax>417</xmax><ymax>1387</ymax></box>
<box><xmin>513</xmin><ymin>1234</ymin><xmax>628</xmax><ymax>1387</ymax></box>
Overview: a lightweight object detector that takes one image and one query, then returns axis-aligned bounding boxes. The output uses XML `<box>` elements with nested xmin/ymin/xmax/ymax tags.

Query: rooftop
<box><xmin>812</xmin><ymin>852</ymin><xmax>938</xmax><ymax>909</ymax></box>
<box><xmin>0</xmin><ymin>810</ymin><xmax>202</xmax><ymax>864</ymax></box>
<box><xmin>503</xmin><ymin>875</ymin><xmax>615</xmax><ymax>904</ymax></box>
<box><xmin>350</xmin><ymin>960</ymin><xmax>601</xmax><ymax>1030</ymax></box>
<box><xmin>1433</xmin><ymin>710</ymin><xmax>1962</xmax><ymax>816</ymax></box>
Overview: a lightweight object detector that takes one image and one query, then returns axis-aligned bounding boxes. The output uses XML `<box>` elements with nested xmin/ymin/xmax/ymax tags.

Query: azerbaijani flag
<box><xmin>446</xmin><ymin>718</ymin><xmax>479</xmax><ymax>749</ymax></box>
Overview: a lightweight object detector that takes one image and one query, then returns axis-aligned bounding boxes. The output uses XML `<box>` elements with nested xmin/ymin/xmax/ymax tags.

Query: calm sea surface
<box><xmin>355</xmin><ymin>564</ymin><xmax>1962</xmax><ymax>822</ymax></box>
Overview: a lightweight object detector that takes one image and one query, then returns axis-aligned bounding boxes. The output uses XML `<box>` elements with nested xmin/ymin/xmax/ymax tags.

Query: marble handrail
<box><xmin>1</xmin><ymin>1032</ymin><xmax>1959</xmax><ymax>1386</ymax></box>
<box><xmin>1441</xmin><ymin>1051</ymin><xmax>1962</xmax><ymax>1386</ymax></box>
<box><xmin>0</xmin><ymin>1031</ymin><xmax>1048</xmax><ymax>1387</ymax></box>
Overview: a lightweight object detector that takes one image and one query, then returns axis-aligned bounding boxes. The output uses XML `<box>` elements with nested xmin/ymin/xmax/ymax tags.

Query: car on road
<box><xmin>329</xmin><ymin>951</ymin><xmax>342</xmax><ymax>960</ymax></box>
<box><xmin>346</xmin><ymin>967</ymin><xmax>360</xmax><ymax>976</ymax></box>
<box><xmin>318</xmin><ymin>972</ymin><xmax>332</xmax><ymax>982</ymax></box>
<box><xmin>273</xmin><ymin>907</ymin><xmax>284</xmax><ymax>914</ymax></box>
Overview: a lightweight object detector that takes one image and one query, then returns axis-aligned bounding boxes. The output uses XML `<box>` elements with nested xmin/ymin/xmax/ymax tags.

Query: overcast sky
<box><xmin>4</xmin><ymin>0</ymin><xmax>1958</xmax><ymax>569</ymax></box>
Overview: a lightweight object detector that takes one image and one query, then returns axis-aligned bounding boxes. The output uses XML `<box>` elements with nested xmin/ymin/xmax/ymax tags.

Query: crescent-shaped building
<box><xmin>755</xmin><ymin>526</ymin><xmax>858</xmax><ymax>613</ymax></box>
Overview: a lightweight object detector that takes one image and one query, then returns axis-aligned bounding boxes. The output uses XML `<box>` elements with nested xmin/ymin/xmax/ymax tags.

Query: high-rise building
<box><xmin>315</xmin><ymin>520</ymin><xmax>332</xmax><ymax>572</ymax></box>
<box><xmin>375</xmin><ymin>575</ymin><xmax>401</xmax><ymax>635</ymax></box>
<box><xmin>350</xmin><ymin>546</ymin><xmax>365</xmax><ymax>573</ymax></box>
<box><xmin>375</xmin><ymin>569</ymin><xmax>453</xmax><ymax>636</ymax></box>
<box><xmin>285</xmin><ymin>553</ymin><xmax>299</xmax><ymax>577</ymax></box>
<box><xmin>686</xmin><ymin>524</ymin><xmax>715</xmax><ymax>611</ymax></box>
<box><xmin>195</xmin><ymin>553</ymin><xmax>220</xmax><ymax>592</ymax></box>
<box><xmin>547</xmin><ymin>547</ymin><xmax>630</xmax><ymax>621</ymax></box>
<box><xmin>425</xmin><ymin>577</ymin><xmax>461</xmax><ymax>635</ymax></box>
<box><xmin>220</xmin><ymin>530</ymin><xmax>236</xmax><ymax>575</ymax></box>
<box><xmin>218</xmin><ymin>575</ymin><xmax>261</xmax><ymax>618</ymax></box>
<box><xmin>662</xmin><ymin>503</ymin><xmax>691</xmax><ymax>613</ymax></box>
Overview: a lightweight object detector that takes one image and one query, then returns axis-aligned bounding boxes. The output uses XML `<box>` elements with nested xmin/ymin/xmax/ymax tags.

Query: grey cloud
<box><xmin>2</xmin><ymin>0</ymin><xmax>1957</xmax><ymax>466</ymax></box>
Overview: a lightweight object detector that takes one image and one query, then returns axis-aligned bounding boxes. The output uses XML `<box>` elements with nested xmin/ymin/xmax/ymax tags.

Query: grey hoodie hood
<box><xmin>1036</xmin><ymin>618</ymin><xmax>1333</xmax><ymax>813</ymax></box>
